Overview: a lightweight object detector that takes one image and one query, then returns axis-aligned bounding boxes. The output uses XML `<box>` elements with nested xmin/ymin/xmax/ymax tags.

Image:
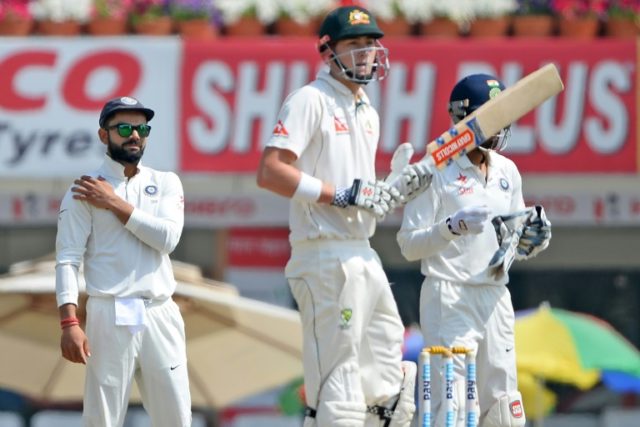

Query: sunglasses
<box><xmin>107</xmin><ymin>123</ymin><xmax>152</xmax><ymax>138</ymax></box>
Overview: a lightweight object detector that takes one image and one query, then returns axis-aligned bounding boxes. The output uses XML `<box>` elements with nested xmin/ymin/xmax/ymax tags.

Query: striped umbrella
<box><xmin>515</xmin><ymin>303</ymin><xmax>640</xmax><ymax>390</ymax></box>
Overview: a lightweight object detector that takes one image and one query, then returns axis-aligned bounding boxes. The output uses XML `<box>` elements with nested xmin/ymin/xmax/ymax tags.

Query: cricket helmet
<box><xmin>448</xmin><ymin>74</ymin><xmax>506</xmax><ymax>122</ymax></box>
<box><xmin>448</xmin><ymin>74</ymin><xmax>510</xmax><ymax>150</ymax></box>
<box><xmin>317</xmin><ymin>6</ymin><xmax>388</xmax><ymax>84</ymax></box>
<box><xmin>318</xmin><ymin>5</ymin><xmax>384</xmax><ymax>43</ymax></box>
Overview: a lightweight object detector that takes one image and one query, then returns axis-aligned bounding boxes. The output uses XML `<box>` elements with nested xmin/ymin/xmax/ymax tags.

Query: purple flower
<box><xmin>514</xmin><ymin>0</ymin><xmax>555</xmax><ymax>15</ymax></box>
<box><xmin>169</xmin><ymin>0</ymin><xmax>217</xmax><ymax>21</ymax></box>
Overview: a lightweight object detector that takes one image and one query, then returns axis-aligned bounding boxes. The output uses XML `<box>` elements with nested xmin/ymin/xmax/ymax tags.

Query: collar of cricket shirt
<box><xmin>317</xmin><ymin>67</ymin><xmax>367</xmax><ymax>104</ymax></box>
<box><xmin>455</xmin><ymin>149</ymin><xmax>493</xmax><ymax>170</ymax></box>
<box><xmin>101</xmin><ymin>154</ymin><xmax>143</xmax><ymax>181</ymax></box>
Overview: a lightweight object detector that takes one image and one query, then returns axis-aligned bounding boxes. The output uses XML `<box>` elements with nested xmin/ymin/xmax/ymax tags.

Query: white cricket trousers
<box><xmin>83</xmin><ymin>297</ymin><xmax>191</xmax><ymax>427</ymax></box>
<box><xmin>420</xmin><ymin>279</ymin><xmax>519</xmax><ymax>427</ymax></box>
<box><xmin>286</xmin><ymin>239</ymin><xmax>405</xmax><ymax>426</ymax></box>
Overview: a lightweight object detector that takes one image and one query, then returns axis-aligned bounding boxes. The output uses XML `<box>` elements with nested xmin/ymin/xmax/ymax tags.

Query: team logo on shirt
<box><xmin>144</xmin><ymin>185</ymin><xmax>158</xmax><ymax>196</ymax></box>
<box><xmin>340</xmin><ymin>308</ymin><xmax>353</xmax><ymax>329</ymax></box>
<box><xmin>499</xmin><ymin>178</ymin><xmax>510</xmax><ymax>192</ymax></box>
<box><xmin>363</xmin><ymin>118</ymin><xmax>374</xmax><ymax>135</ymax></box>
<box><xmin>456</xmin><ymin>173</ymin><xmax>473</xmax><ymax>195</ymax></box>
<box><xmin>272</xmin><ymin>120</ymin><xmax>289</xmax><ymax>137</ymax></box>
<box><xmin>334</xmin><ymin>116</ymin><xmax>349</xmax><ymax>134</ymax></box>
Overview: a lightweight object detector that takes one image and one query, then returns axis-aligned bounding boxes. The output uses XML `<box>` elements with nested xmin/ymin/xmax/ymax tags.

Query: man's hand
<box><xmin>71</xmin><ymin>175</ymin><xmax>117</xmax><ymax>209</ymax></box>
<box><xmin>385</xmin><ymin>143</ymin><xmax>433</xmax><ymax>204</ymax></box>
<box><xmin>517</xmin><ymin>205</ymin><xmax>551</xmax><ymax>259</ymax></box>
<box><xmin>488</xmin><ymin>205</ymin><xmax>551</xmax><ymax>280</ymax></box>
<box><xmin>332</xmin><ymin>179</ymin><xmax>401</xmax><ymax>220</ymax></box>
<box><xmin>448</xmin><ymin>205</ymin><xmax>491</xmax><ymax>236</ymax></box>
<box><xmin>72</xmin><ymin>175</ymin><xmax>134</xmax><ymax>224</ymax></box>
<box><xmin>61</xmin><ymin>326</ymin><xmax>91</xmax><ymax>365</ymax></box>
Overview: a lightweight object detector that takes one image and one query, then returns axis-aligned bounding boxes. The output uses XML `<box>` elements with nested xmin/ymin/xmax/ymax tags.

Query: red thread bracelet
<box><xmin>60</xmin><ymin>317</ymin><xmax>80</xmax><ymax>326</ymax></box>
<box><xmin>61</xmin><ymin>321</ymin><xmax>80</xmax><ymax>330</ymax></box>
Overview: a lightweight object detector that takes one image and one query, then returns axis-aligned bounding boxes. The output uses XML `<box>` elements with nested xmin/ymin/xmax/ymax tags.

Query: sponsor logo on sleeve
<box><xmin>510</xmin><ymin>400</ymin><xmax>523</xmax><ymax>418</ymax></box>
<box><xmin>272</xmin><ymin>120</ymin><xmax>289</xmax><ymax>137</ymax></box>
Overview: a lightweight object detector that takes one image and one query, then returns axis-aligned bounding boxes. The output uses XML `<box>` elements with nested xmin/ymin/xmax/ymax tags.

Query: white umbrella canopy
<box><xmin>0</xmin><ymin>257</ymin><xmax>303</xmax><ymax>409</ymax></box>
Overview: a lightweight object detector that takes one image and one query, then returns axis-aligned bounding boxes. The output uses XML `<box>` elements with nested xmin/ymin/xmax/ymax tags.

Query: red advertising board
<box><xmin>0</xmin><ymin>38</ymin><xmax>636</xmax><ymax>177</ymax></box>
<box><xmin>179</xmin><ymin>38</ymin><xmax>637</xmax><ymax>174</ymax></box>
<box><xmin>0</xmin><ymin>38</ymin><xmax>181</xmax><ymax>177</ymax></box>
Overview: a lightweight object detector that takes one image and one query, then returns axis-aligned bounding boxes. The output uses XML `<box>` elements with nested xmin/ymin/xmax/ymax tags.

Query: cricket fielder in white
<box><xmin>55</xmin><ymin>97</ymin><xmax>191</xmax><ymax>427</ymax></box>
<box><xmin>256</xmin><ymin>6</ymin><xmax>430</xmax><ymax>427</ymax></box>
<box><xmin>397</xmin><ymin>75</ymin><xmax>551</xmax><ymax>427</ymax></box>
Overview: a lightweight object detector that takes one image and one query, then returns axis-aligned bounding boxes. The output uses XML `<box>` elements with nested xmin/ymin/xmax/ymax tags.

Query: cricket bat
<box><xmin>422</xmin><ymin>63</ymin><xmax>564</xmax><ymax>169</ymax></box>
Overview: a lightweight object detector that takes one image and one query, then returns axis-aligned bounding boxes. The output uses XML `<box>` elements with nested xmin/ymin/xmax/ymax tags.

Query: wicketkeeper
<box><xmin>397</xmin><ymin>74</ymin><xmax>551</xmax><ymax>427</ymax></box>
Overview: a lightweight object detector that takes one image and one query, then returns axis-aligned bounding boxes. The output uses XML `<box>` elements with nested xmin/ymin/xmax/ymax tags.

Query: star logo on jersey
<box><xmin>272</xmin><ymin>120</ymin><xmax>289</xmax><ymax>137</ymax></box>
<box><xmin>334</xmin><ymin>116</ymin><xmax>349</xmax><ymax>134</ymax></box>
<box><xmin>457</xmin><ymin>173</ymin><xmax>473</xmax><ymax>195</ymax></box>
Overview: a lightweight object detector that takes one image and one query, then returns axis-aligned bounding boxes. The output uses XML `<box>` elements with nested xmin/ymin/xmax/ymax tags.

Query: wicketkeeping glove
<box><xmin>517</xmin><ymin>205</ymin><xmax>551</xmax><ymax>259</ymax></box>
<box><xmin>385</xmin><ymin>143</ymin><xmax>433</xmax><ymax>204</ymax></box>
<box><xmin>448</xmin><ymin>205</ymin><xmax>491</xmax><ymax>236</ymax></box>
<box><xmin>332</xmin><ymin>179</ymin><xmax>401</xmax><ymax>220</ymax></box>
<box><xmin>488</xmin><ymin>205</ymin><xmax>552</xmax><ymax>280</ymax></box>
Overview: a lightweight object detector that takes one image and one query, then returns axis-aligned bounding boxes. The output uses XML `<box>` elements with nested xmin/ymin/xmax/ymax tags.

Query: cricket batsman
<box><xmin>256</xmin><ymin>5</ymin><xmax>431</xmax><ymax>427</ymax></box>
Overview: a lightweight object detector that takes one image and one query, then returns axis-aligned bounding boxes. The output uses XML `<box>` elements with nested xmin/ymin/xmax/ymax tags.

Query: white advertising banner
<box><xmin>0</xmin><ymin>37</ymin><xmax>180</xmax><ymax>177</ymax></box>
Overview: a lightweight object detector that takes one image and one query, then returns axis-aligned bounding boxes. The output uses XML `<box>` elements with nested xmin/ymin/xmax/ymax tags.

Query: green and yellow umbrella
<box><xmin>515</xmin><ymin>303</ymin><xmax>640</xmax><ymax>420</ymax></box>
<box><xmin>515</xmin><ymin>303</ymin><xmax>640</xmax><ymax>390</ymax></box>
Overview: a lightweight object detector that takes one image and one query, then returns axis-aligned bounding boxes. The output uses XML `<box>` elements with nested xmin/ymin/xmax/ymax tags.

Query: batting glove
<box><xmin>384</xmin><ymin>143</ymin><xmax>433</xmax><ymax>204</ymax></box>
<box><xmin>332</xmin><ymin>179</ymin><xmax>401</xmax><ymax>220</ymax></box>
<box><xmin>448</xmin><ymin>205</ymin><xmax>491</xmax><ymax>236</ymax></box>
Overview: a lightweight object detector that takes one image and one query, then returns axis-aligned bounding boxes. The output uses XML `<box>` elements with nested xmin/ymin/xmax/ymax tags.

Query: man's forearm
<box><xmin>106</xmin><ymin>195</ymin><xmax>134</xmax><ymax>224</ymax></box>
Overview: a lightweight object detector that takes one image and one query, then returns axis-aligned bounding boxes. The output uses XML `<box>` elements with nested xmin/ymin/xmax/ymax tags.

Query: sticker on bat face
<box><xmin>430</xmin><ymin>129</ymin><xmax>475</xmax><ymax>169</ymax></box>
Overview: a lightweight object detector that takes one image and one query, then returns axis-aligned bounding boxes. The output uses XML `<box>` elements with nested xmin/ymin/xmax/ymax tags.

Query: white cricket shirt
<box><xmin>397</xmin><ymin>151</ymin><xmax>525</xmax><ymax>286</ymax></box>
<box><xmin>267</xmin><ymin>68</ymin><xmax>380</xmax><ymax>243</ymax></box>
<box><xmin>55</xmin><ymin>155</ymin><xmax>184</xmax><ymax>307</ymax></box>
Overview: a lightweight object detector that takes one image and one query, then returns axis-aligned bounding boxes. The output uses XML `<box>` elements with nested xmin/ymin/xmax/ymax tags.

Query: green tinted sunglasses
<box><xmin>107</xmin><ymin>123</ymin><xmax>152</xmax><ymax>138</ymax></box>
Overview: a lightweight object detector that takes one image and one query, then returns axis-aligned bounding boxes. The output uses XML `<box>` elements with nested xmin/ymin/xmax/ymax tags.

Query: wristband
<box><xmin>292</xmin><ymin>172</ymin><xmax>322</xmax><ymax>203</ymax></box>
